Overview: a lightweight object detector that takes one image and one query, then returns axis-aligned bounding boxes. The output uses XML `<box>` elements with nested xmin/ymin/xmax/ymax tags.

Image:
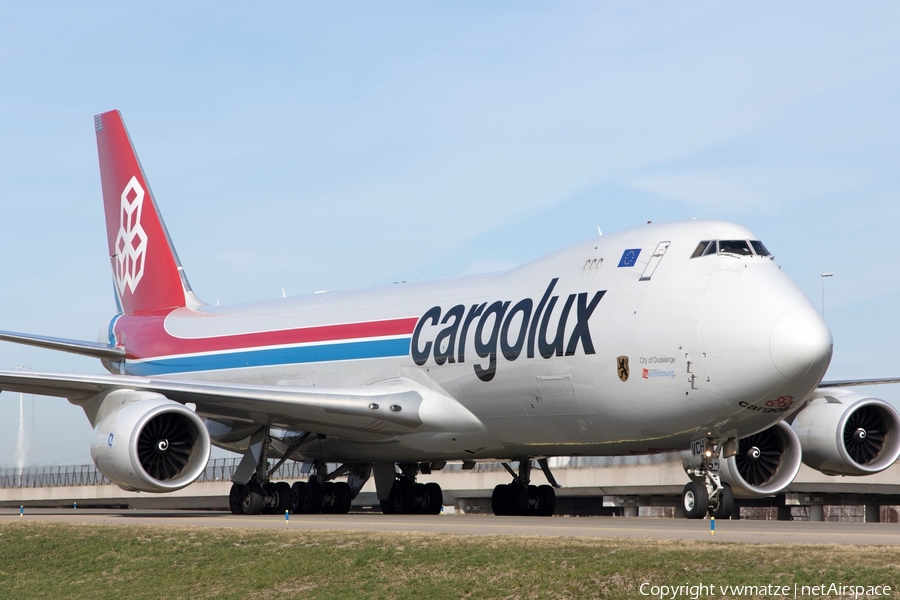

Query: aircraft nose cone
<box><xmin>769</xmin><ymin>306</ymin><xmax>833</xmax><ymax>382</ymax></box>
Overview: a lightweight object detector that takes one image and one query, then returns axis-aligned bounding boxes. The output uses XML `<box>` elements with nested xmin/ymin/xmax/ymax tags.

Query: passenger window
<box><xmin>691</xmin><ymin>241</ymin><xmax>711</xmax><ymax>258</ymax></box>
<box><xmin>718</xmin><ymin>240</ymin><xmax>752</xmax><ymax>256</ymax></box>
<box><xmin>750</xmin><ymin>241</ymin><xmax>772</xmax><ymax>257</ymax></box>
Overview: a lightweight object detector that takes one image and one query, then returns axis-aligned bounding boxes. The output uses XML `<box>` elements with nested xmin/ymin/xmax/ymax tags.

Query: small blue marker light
<box><xmin>285</xmin><ymin>510</ymin><xmax>290</xmax><ymax>522</ymax></box>
<box><xmin>73</xmin><ymin>502</ymin><xmax>77</xmax><ymax>510</ymax></box>
<box><xmin>710</xmin><ymin>516</ymin><xmax>715</xmax><ymax>536</ymax></box>
<box><xmin>20</xmin><ymin>505</ymin><xmax>24</xmax><ymax>518</ymax></box>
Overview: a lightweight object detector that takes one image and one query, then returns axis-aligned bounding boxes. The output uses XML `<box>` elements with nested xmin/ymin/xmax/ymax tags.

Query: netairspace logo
<box><xmin>639</xmin><ymin>582</ymin><xmax>892</xmax><ymax>599</ymax></box>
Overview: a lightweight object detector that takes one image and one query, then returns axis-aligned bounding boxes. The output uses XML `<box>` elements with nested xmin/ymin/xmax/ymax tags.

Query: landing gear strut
<box><xmin>378</xmin><ymin>462</ymin><xmax>444</xmax><ymax>515</ymax></box>
<box><xmin>491</xmin><ymin>459</ymin><xmax>556</xmax><ymax>517</ymax></box>
<box><xmin>682</xmin><ymin>436</ymin><xmax>734</xmax><ymax>519</ymax></box>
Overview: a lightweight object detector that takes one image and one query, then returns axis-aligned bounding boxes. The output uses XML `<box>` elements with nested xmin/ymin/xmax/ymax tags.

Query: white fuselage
<box><xmin>114</xmin><ymin>220</ymin><xmax>833</xmax><ymax>462</ymax></box>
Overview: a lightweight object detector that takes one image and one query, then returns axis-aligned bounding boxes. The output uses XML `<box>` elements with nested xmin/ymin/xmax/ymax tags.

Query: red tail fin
<box><xmin>95</xmin><ymin>110</ymin><xmax>199</xmax><ymax>314</ymax></box>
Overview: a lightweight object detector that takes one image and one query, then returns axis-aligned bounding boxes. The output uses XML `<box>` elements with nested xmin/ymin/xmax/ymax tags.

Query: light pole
<box><xmin>821</xmin><ymin>273</ymin><xmax>833</xmax><ymax>316</ymax></box>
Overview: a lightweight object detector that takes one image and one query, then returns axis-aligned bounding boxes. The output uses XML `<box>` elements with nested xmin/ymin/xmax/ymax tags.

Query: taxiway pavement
<box><xmin>2</xmin><ymin>509</ymin><xmax>898</xmax><ymax>545</ymax></box>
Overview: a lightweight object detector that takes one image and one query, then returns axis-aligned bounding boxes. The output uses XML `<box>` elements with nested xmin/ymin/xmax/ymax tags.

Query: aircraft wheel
<box><xmin>260</xmin><ymin>483</ymin><xmax>275</xmax><ymax>514</ymax></box>
<box><xmin>413</xmin><ymin>483</ymin><xmax>427</xmax><ymax>514</ymax></box>
<box><xmin>290</xmin><ymin>481</ymin><xmax>305</xmax><ymax>514</ymax></box>
<box><xmin>511</xmin><ymin>484</ymin><xmax>529</xmax><ymax>516</ymax></box>
<box><xmin>301</xmin><ymin>480</ymin><xmax>324</xmax><ymax>514</ymax></box>
<box><xmin>380</xmin><ymin>499</ymin><xmax>394</xmax><ymax>514</ymax></box>
<box><xmin>537</xmin><ymin>484</ymin><xmax>556</xmax><ymax>517</ymax></box>
<box><xmin>321</xmin><ymin>482</ymin><xmax>337</xmax><ymax>514</ymax></box>
<box><xmin>389</xmin><ymin>481</ymin><xmax>415</xmax><ymax>514</ymax></box>
<box><xmin>422</xmin><ymin>482</ymin><xmax>443</xmax><ymax>515</ymax></box>
<box><xmin>682</xmin><ymin>481</ymin><xmax>709</xmax><ymax>519</ymax></box>
<box><xmin>273</xmin><ymin>482</ymin><xmax>291</xmax><ymax>513</ymax></box>
<box><xmin>333</xmin><ymin>482</ymin><xmax>352</xmax><ymax>514</ymax></box>
<box><xmin>229</xmin><ymin>483</ymin><xmax>244</xmax><ymax>515</ymax></box>
<box><xmin>241</xmin><ymin>483</ymin><xmax>264</xmax><ymax>515</ymax></box>
<box><xmin>527</xmin><ymin>485</ymin><xmax>539</xmax><ymax>514</ymax></box>
<box><xmin>709</xmin><ymin>483</ymin><xmax>734</xmax><ymax>519</ymax></box>
<box><xmin>491</xmin><ymin>484</ymin><xmax>510</xmax><ymax>516</ymax></box>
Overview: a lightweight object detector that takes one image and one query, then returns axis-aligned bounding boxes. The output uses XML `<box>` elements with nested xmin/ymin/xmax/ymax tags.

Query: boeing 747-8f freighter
<box><xmin>2</xmin><ymin>110</ymin><xmax>899</xmax><ymax>518</ymax></box>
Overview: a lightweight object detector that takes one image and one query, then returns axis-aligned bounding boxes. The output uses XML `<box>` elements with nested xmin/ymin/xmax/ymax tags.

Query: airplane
<box><xmin>2</xmin><ymin>109</ymin><xmax>900</xmax><ymax>519</ymax></box>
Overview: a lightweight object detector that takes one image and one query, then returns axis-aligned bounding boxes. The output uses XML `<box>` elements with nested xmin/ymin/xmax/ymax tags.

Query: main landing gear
<box><xmin>681</xmin><ymin>436</ymin><xmax>735</xmax><ymax>519</ymax></box>
<box><xmin>491</xmin><ymin>458</ymin><xmax>558</xmax><ymax>517</ymax></box>
<box><xmin>229</xmin><ymin>462</ymin><xmax>359</xmax><ymax>516</ymax></box>
<box><xmin>379</xmin><ymin>462</ymin><xmax>443</xmax><ymax>515</ymax></box>
<box><xmin>228</xmin><ymin>428</ymin><xmax>367</xmax><ymax>516</ymax></box>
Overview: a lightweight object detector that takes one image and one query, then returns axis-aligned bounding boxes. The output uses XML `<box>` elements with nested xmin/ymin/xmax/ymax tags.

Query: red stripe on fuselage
<box><xmin>114</xmin><ymin>311</ymin><xmax>418</xmax><ymax>361</ymax></box>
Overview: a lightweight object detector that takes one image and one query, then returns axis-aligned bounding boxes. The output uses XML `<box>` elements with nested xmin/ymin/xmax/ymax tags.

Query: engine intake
<box><xmin>791</xmin><ymin>392</ymin><xmax>900</xmax><ymax>476</ymax></box>
<box><xmin>91</xmin><ymin>392</ymin><xmax>211</xmax><ymax>492</ymax></box>
<box><xmin>719</xmin><ymin>421</ymin><xmax>802</xmax><ymax>498</ymax></box>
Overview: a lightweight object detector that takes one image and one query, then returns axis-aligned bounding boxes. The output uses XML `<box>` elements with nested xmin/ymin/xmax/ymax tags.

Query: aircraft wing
<box><xmin>0</xmin><ymin>329</ymin><xmax>124</xmax><ymax>361</ymax></box>
<box><xmin>818</xmin><ymin>377</ymin><xmax>900</xmax><ymax>388</ymax></box>
<box><xmin>0</xmin><ymin>369</ymin><xmax>481</xmax><ymax>437</ymax></box>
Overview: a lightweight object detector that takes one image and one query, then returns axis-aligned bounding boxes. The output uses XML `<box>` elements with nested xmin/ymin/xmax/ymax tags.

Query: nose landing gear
<box><xmin>682</xmin><ymin>436</ymin><xmax>735</xmax><ymax>519</ymax></box>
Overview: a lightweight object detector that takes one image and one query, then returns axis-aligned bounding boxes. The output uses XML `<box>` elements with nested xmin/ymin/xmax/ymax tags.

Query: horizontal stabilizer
<box><xmin>0</xmin><ymin>330</ymin><xmax>124</xmax><ymax>361</ymax></box>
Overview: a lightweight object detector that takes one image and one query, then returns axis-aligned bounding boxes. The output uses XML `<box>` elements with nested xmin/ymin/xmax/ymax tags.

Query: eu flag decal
<box><xmin>618</xmin><ymin>248</ymin><xmax>641</xmax><ymax>267</ymax></box>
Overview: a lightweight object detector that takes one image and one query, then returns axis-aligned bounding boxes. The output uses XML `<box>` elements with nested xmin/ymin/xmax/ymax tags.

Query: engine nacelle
<box><xmin>719</xmin><ymin>421</ymin><xmax>803</xmax><ymax>498</ymax></box>
<box><xmin>791</xmin><ymin>391</ymin><xmax>900</xmax><ymax>476</ymax></box>
<box><xmin>90</xmin><ymin>392</ymin><xmax>211</xmax><ymax>492</ymax></box>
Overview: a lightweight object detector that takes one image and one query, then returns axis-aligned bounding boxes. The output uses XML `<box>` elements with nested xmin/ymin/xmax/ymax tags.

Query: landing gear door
<box><xmin>639</xmin><ymin>241</ymin><xmax>670</xmax><ymax>281</ymax></box>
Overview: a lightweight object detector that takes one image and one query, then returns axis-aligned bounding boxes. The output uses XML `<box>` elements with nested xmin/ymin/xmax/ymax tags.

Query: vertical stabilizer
<box><xmin>95</xmin><ymin>111</ymin><xmax>200</xmax><ymax>314</ymax></box>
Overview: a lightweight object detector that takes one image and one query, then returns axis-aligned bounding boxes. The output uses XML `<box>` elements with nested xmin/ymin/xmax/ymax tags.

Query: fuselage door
<box><xmin>639</xmin><ymin>241</ymin><xmax>671</xmax><ymax>281</ymax></box>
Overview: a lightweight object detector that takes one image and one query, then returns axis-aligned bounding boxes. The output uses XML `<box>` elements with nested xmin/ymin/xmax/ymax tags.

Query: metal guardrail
<box><xmin>0</xmin><ymin>453</ymin><xmax>682</xmax><ymax>489</ymax></box>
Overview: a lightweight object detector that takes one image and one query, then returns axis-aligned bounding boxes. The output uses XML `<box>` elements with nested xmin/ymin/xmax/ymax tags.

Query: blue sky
<box><xmin>2</xmin><ymin>2</ymin><xmax>899</xmax><ymax>466</ymax></box>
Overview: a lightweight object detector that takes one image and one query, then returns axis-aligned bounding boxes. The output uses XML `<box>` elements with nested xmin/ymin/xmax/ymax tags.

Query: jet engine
<box><xmin>791</xmin><ymin>391</ymin><xmax>900</xmax><ymax>476</ymax></box>
<box><xmin>719</xmin><ymin>421</ymin><xmax>803</xmax><ymax>498</ymax></box>
<box><xmin>90</xmin><ymin>392</ymin><xmax>211</xmax><ymax>492</ymax></box>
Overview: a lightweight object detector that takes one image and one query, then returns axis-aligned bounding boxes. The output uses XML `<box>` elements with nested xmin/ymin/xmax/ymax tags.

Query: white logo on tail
<box><xmin>114</xmin><ymin>176</ymin><xmax>148</xmax><ymax>295</ymax></box>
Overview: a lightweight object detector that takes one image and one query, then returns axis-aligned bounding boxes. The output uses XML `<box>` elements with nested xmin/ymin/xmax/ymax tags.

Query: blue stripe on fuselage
<box><xmin>124</xmin><ymin>338</ymin><xmax>412</xmax><ymax>376</ymax></box>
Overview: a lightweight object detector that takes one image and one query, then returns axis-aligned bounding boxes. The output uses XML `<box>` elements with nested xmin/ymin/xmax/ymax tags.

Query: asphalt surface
<box><xmin>2</xmin><ymin>509</ymin><xmax>899</xmax><ymax>545</ymax></box>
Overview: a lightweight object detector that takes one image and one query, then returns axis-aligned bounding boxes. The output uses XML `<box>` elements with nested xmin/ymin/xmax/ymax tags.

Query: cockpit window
<box><xmin>691</xmin><ymin>241</ymin><xmax>712</xmax><ymax>258</ymax></box>
<box><xmin>717</xmin><ymin>240</ymin><xmax>752</xmax><ymax>256</ymax></box>
<box><xmin>691</xmin><ymin>239</ymin><xmax>773</xmax><ymax>258</ymax></box>
<box><xmin>750</xmin><ymin>240</ymin><xmax>771</xmax><ymax>257</ymax></box>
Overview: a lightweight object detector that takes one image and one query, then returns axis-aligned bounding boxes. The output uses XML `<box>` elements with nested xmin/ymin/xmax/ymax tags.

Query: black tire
<box><xmin>333</xmin><ymin>482</ymin><xmax>352</xmax><ymax>514</ymax></box>
<box><xmin>261</xmin><ymin>482</ymin><xmax>275</xmax><ymax>514</ymax></box>
<box><xmin>380</xmin><ymin>499</ymin><xmax>395</xmax><ymax>514</ymax></box>
<box><xmin>321</xmin><ymin>482</ymin><xmax>337</xmax><ymax>514</ymax></box>
<box><xmin>527</xmin><ymin>485</ymin><xmax>539</xmax><ymax>515</ymax></box>
<box><xmin>290</xmin><ymin>481</ymin><xmax>305</xmax><ymax>514</ymax></box>
<box><xmin>423</xmin><ymin>482</ymin><xmax>443</xmax><ymax>515</ymax></box>
<box><xmin>301</xmin><ymin>480</ymin><xmax>324</xmax><ymax>514</ymax></box>
<box><xmin>273</xmin><ymin>482</ymin><xmax>291</xmax><ymax>514</ymax></box>
<box><xmin>709</xmin><ymin>483</ymin><xmax>734</xmax><ymax>519</ymax></box>
<box><xmin>491</xmin><ymin>484</ymin><xmax>509</xmax><ymax>516</ymax></box>
<box><xmin>413</xmin><ymin>483</ymin><xmax>427</xmax><ymax>514</ymax></box>
<box><xmin>537</xmin><ymin>485</ymin><xmax>556</xmax><ymax>517</ymax></box>
<box><xmin>229</xmin><ymin>483</ymin><xmax>244</xmax><ymax>515</ymax></box>
<box><xmin>511</xmin><ymin>484</ymin><xmax>529</xmax><ymax>516</ymax></box>
<box><xmin>241</xmin><ymin>483</ymin><xmax>264</xmax><ymax>515</ymax></box>
<box><xmin>682</xmin><ymin>481</ymin><xmax>709</xmax><ymax>519</ymax></box>
<box><xmin>389</xmin><ymin>481</ymin><xmax>415</xmax><ymax>514</ymax></box>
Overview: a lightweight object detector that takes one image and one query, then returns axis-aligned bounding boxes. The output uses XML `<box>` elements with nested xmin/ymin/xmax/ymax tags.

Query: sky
<box><xmin>1</xmin><ymin>2</ymin><xmax>900</xmax><ymax>467</ymax></box>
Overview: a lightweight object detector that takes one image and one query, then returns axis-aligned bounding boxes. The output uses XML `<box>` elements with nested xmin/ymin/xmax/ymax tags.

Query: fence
<box><xmin>0</xmin><ymin>453</ymin><xmax>682</xmax><ymax>489</ymax></box>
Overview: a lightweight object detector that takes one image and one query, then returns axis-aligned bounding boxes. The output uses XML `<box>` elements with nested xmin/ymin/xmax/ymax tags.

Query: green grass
<box><xmin>0</xmin><ymin>521</ymin><xmax>898</xmax><ymax>599</ymax></box>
